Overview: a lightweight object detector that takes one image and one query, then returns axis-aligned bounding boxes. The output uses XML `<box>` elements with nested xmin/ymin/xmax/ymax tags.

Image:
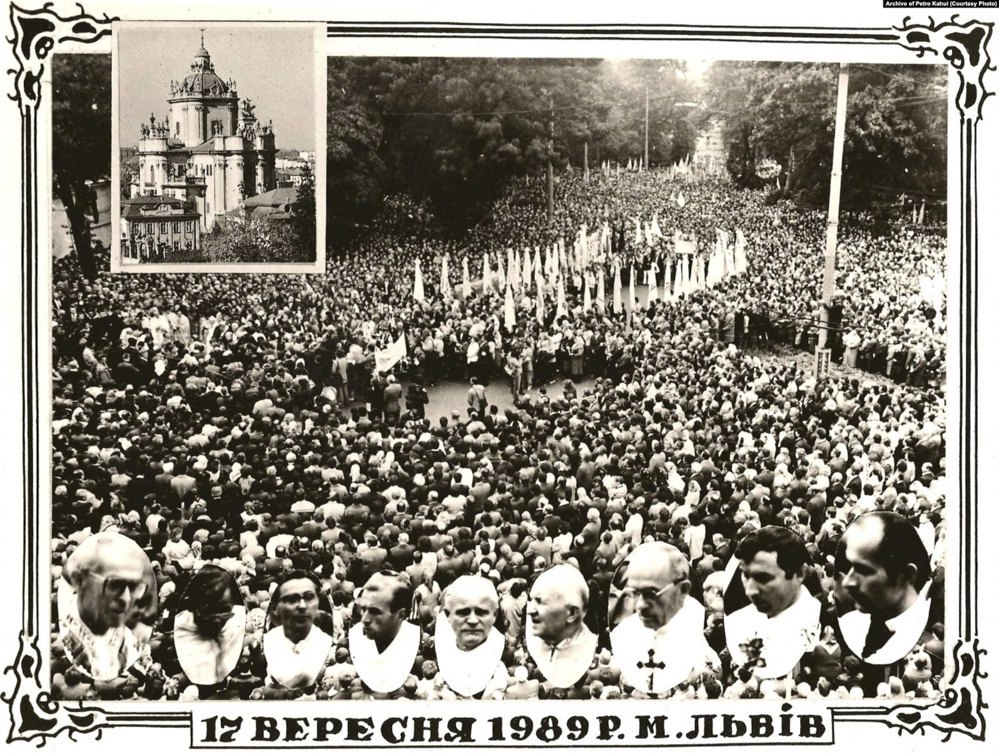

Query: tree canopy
<box><xmin>52</xmin><ymin>54</ymin><xmax>112</xmax><ymax>278</ymax></box>
<box><xmin>700</xmin><ymin>61</ymin><xmax>947</xmax><ymax>207</ymax></box>
<box><xmin>326</xmin><ymin>58</ymin><xmax>697</xmax><ymax>245</ymax></box>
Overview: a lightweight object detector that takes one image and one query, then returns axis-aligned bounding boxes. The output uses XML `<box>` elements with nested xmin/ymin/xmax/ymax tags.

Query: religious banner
<box><xmin>374</xmin><ymin>334</ymin><xmax>408</xmax><ymax>374</ymax></box>
<box><xmin>413</xmin><ymin>259</ymin><xmax>425</xmax><ymax>302</ymax></box>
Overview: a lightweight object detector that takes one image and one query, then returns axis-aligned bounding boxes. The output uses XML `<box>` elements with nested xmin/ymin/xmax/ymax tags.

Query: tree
<box><xmin>52</xmin><ymin>54</ymin><xmax>112</xmax><ymax>279</ymax></box>
<box><xmin>292</xmin><ymin>160</ymin><xmax>316</xmax><ymax>253</ymax></box>
<box><xmin>701</xmin><ymin>61</ymin><xmax>947</xmax><ymax>206</ymax></box>
<box><xmin>326</xmin><ymin>57</ymin><xmax>701</xmax><ymax>239</ymax></box>
<box><xmin>202</xmin><ymin>218</ymin><xmax>310</xmax><ymax>264</ymax></box>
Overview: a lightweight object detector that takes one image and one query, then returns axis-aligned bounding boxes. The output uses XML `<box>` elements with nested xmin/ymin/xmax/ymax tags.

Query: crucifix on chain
<box><xmin>636</xmin><ymin>647</ymin><xmax>666</xmax><ymax>690</ymax></box>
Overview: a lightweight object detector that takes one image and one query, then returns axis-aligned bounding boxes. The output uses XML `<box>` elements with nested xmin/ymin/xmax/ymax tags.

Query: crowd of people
<box><xmin>50</xmin><ymin>169</ymin><xmax>948</xmax><ymax>704</ymax></box>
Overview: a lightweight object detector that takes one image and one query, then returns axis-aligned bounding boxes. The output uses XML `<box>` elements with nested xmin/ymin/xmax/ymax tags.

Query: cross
<box><xmin>636</xmin><ymin>647</ymin><xmax>666</xmax><ymax>691</ymax></box>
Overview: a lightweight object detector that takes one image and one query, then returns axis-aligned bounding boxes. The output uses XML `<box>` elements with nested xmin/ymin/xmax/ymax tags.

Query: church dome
<box><xmin>174</xmin><ymin>35</ymin><xmax>234</xmax><ymax>98</ymax></box>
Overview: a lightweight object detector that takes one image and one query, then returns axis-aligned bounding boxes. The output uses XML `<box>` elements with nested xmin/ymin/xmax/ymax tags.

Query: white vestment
<box><xmin>725</xmin><ymin>587</ymin><xmax>821</xmax><ymax>678</ymax></box>
<box><xmin>610</xmin><ymin>598</ymin><xmax>719</xmax><ymax>694</ymax></box>
<box><xmin>349</xmin><ymin>620</ymin><xmax>421</xmax><ymax>693</ymax></box>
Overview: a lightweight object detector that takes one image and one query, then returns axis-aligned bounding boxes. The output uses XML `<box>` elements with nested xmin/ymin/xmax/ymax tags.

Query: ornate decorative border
<box><xmin>3</xmin><ymin>6</ymin><xmax>992</xmax><ymax>747</ymax></box>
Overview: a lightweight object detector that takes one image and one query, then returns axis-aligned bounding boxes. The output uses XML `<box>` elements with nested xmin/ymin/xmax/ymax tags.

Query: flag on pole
<box><xmin>651</xmin><ymin>214</ymin><xmax>663</xmax><ymax>239</ymax></box>
<box><xmin>535</xmin><ymin>274</ymin><xmax>546</xmax><ymax>324</ymax></box>
<box><xmin>461</xmin><ymin>257</ymin><xmax>472</xmax><ymax>298</ymax></box>
<box><xmin>523</xmin><ymin>247</ymin><xmax>533</xmax><ymax>284</ymax></box>
<box><xmin>509</xmin><ymin>248</ymin><xmax>520</xmax><ymax>289</ymax></box>
<box><xmin>497</xmin><ymin>251</ymin><xmax>506</xmax><ymax>288</ymax></box>
<box><xmin>482</xmin><ymin>252</ymin><xmax>492</xmax><ymax>293</ymax></box>
<box><xmin>583</xmin><ymin>274</ymin><xmax>592</xmax><ymax>312</ymax></box>
<box><xmin>596</xmin><ymin>267</ymin><xmax>606</xmax><ymax>311</ymax></box>
<box><xmin>544</xmin><ymin>245</ymin><xmax>554</xmax><ymax>279</ymax></box>
<box><xmin>676</xmin><ymin>192</ymin><xmax>687</xmax><ymax>209</ymax></box>
<box><xmin>504</xmin><ymin>284</ymin><xmax>516</xmax><ymax>329</ymax></box>
<box><xmin>647</xmin><ymin>265</ymin><xmax>659</xmax><ymax>306</ymax></box>
<box><xmin>441</xmin><ymin>254</ymin><xmax>452</xmax><ymax>302</ymax></box>
<box><xmin>613</xmin><ymin>264</ymin><xmax>622</xmax><ymax>313</ymax></box>
<box><xmin>556</xmin><ymin>276</ymin><xmax>567</xmax><ymax>319</ymax></box>
<box><xmin>918</xmin><ymin>200</ymin><xmax>925</xmax><ymax>225</ymax></box>
<box><xmin>634</xmin><ymin>218</ymin><xmax>642</xmax><ymax>245</ymax></box>
<box><xmin>413</xmin><ymin>259</ymin><xmax>425</xmax><ymax>302</ymax></box>
<box><xmin>628</xmin><ymin>267</ymin><xmax>636</xmax><ymax>311</ymax></box>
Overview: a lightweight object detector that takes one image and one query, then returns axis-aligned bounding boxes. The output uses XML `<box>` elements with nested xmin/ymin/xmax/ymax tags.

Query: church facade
<box><xmin>123</xmin><ymin>35</ymin><xmax>277</xmax><ymax>259</ymax></box>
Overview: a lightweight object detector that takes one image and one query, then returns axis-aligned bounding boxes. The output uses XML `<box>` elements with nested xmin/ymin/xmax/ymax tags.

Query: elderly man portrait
<box><xmin>263</xmin><ymin>571</ymin><xmax>333</xmax><ymax>689</ymax></box>
<box><xmin>349</xmin><ymin>570</ymin><xmax>420</xmax><ymax>693</ymax></box>
<box><xmin>58</xmin><ymin>532</ymin><xmax>153</xmax><ymax>680</ymax></box>
<box><xmin>837</xmin><ymin>512</ymin><xmax>932</xmax><ymax>664</ymax></box>
<box><xmin>724</xmin><ymin>526</ymin><xmax>822</xmax><ymax>678</ymax></box>
<box><xmin>609</xmin><ymin>542</ymin><xmax>719</xmax><ymax>695</ymax></box>
<box><xmin>174</xmin><ymin>565</ymin><xmax>246</xmax><ymax>685</ymax></box>
<box><xmin>525</xmin><ymin>564</ymin><xmax>598</xmax><ymax>687</ymax></box>
<box><xmin>435</xmin><ymin>574</ymin><xmax>507</xmax><ymax>697</ymax></box>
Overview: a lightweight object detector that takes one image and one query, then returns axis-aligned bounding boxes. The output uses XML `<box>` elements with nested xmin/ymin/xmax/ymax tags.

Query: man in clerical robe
<box><xmin>349</xmin><ymin>571</ymin><xmax>420</xmax><ymax>693</ymax></box>
<box><xmin>837</xmin><ymin>512</ymin><xmax>931</xmax><ymax>665</ymax></box>
<box><xmin>525</xmin><ymin>564</ymin><xmax>598</xmax><ymax>688</ymax></box>
<box><xmin>610</xmin><ymin>543</ymin><xmax>719</xmax><ymax>695</ymax></box>
<box><xmin>725</xmin><ymin>526</ymin><xmax>821</xmax><ymax>678</ymax></box>
<box><xmin>435</xmin><ymin>575</ymin><xmax>508</xmax><ymax>697</ymax></box>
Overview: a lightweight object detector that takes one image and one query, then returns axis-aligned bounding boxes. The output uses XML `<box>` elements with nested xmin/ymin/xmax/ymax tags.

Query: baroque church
<box><xmin>122</xmin><ymin>34</ymin><xmax>277</xmax><ymax>259</ymax></box>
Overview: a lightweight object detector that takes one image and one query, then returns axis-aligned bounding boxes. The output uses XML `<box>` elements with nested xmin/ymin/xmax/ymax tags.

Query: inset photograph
<box><xmin>262</xmin><ymin>571</ymin><xmax>334</xmax><ymax>690</ymax></box>
<box><xmin>525</xmin><ymin>564</ymin><xmax>598</xmax><ymax>688</ymax></box>
<box><xmin>112</xmin><ymin>23</ymin><xmax>324</xmax><ymax>272</ymax></box>
<box><xmin>435</xmin><ymin>575</ymin><xmax>507</xmax><ymax>697</ymax></box>
<box><xmin>174</xmin><ymin>565</ymin><xmax>246</xmax><ymax>685</ymax></box>
<box><xmin>57</xmin><ymin>532</ymin><xmax>157</xmax><ymax>681</ymax></box>
<box><xmin>723</xmin><ymin>526</ymin><xmax>822</xmax><ymax>678</ymax></box>
<box><xmin>835</xmin><ymin>512</ymin><xmax>934</xmax><ymax>665</ymax></box>
<box><xmin>609</xmin><ymin>542</ymin><xmax>720</xmax><ymax>695</ymax></box>
<box><xmin>349</xmin><ymin>570</ymin><xmax>421</xmax><ymax>694</ymax></box>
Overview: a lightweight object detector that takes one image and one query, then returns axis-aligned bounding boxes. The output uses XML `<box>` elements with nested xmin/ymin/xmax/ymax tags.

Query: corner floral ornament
<box><xmin>8</xmin><ymin>3</ymin><xmax>115</xmax><ymax>112</ymax></box>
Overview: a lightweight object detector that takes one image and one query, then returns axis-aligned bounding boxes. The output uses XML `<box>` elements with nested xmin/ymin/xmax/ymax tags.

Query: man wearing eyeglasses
<box><xmin>609</xmin><ymin>542</ymin><xmax>719</xmax><ymax>695</ymax></box>
<box><xmin>349</xmin><ymin>571</ymin><xmax>420</xmax><ymax>694</ymax></box>
<box><xmin>525</xmin><ymin>564</ymin><xmax>598</xmax><ymax>688</ymax></box>
<box><xmin>263</xmin><ymin>572</ymin><xmax>333</xmax><ymax>689</ymax></box>
<box><xmin>59</xmin><ymin>532</ymin><xmax>152</xmax><ymax>680</ymax></box>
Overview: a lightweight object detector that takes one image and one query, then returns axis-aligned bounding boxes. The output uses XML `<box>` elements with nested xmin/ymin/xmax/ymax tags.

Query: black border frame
<box><xmin>2</xmin><ymin>4</ymin><xmax>991</xmax><ymax>746</ymax></box>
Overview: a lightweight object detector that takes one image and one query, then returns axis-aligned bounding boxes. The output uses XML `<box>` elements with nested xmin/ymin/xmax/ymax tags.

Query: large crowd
<box><xmin>50</xmin><ymin>169</ymin><xmax>948</xmax><ymax>703</ymax></box>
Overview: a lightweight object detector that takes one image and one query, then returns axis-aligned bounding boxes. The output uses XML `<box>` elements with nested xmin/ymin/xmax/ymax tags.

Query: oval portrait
<box><xmin>525</xmin><ymin>564</ymin><xmax>598</xmax><ymax>687</ymax></box>
<box><xmin>435</xmin><ymin>574</ymin><xmax>506</xmax><ymax>697</ymax></box>
<box><xmin>835</xmin><ymin>512</ymin><xmax>933</xmax><ymax>665</ymax></box>
<box><xmin>262</xmin><ymin>570</ymin><xmax>334</xmax><ymax>690</ymax></box>
<box><xmin>349</xmin><ymin>570</ymin><xmax>420</xmax><ymax>693</ymax></box>
<box><xmin>174</xmin><ymin>565</ymin><xmax>246</xmax><ymax>685</ymax></box>
<box><xmin>57</xmin><ymin>531</ymin><xmax>157</xmax><ymax>681</ymax></box>
<box><xmin>723</xmin><ymin>525</ymin><xmax>822</xmax><ymax>678</ymax></box>
<box><xmin>608</xmin><ymin>541</ymin><xmax>719</xmax><ymax>695</ymax></box>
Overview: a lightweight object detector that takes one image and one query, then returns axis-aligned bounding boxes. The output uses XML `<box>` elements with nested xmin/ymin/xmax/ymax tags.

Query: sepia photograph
<box><xmin>109</xmin><ymin>23</ymin><xmax>324</xmax><ymax>272</ymax></box>
<box><xmin>11</xmin><ymin>0</ymin><xmax>996</xmax><ymax>749</ymax></box>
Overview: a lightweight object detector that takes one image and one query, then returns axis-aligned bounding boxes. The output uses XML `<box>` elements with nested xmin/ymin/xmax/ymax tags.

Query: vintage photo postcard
<box><xmin>1</xmin><ymin>0</ymin><xmax>996</xmax><ymax>753</ymax></box>
<box><xmin>109</xmin><ymin>22</ymin><xmax>325</xmax><ymax>272</ymax></box>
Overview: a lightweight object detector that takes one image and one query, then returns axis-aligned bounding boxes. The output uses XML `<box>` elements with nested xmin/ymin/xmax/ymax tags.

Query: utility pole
<box><xmin>547</xmin><ymin>94</ymin><xmax>554</xmax><ymax>224</ymax></box>
<box><xmin>644</xmin><ymin>86</ymin><xmax>650</xmax><ymax>170</ymax></box>
<box><xmin>584</xmin><ymin>141</ymin><xmax>589</xmax><ymax>184</ymax></box>
<box><xmin>816</xmin><ymin>62</ymin><xmax>850</xmax><ymax>377</ymax></box>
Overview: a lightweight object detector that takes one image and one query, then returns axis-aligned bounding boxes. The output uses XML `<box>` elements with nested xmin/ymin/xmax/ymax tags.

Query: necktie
<box><xmin>862</xmin><ymin>616</ymin><xmax>894</xmax><ymax>658</ymax></box>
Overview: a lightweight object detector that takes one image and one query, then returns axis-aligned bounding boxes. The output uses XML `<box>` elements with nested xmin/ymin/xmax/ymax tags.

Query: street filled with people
<box><xmin>50</xmin><ymin>167</ymin><xmax>948</xmax><ymax>703</ymax></box>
